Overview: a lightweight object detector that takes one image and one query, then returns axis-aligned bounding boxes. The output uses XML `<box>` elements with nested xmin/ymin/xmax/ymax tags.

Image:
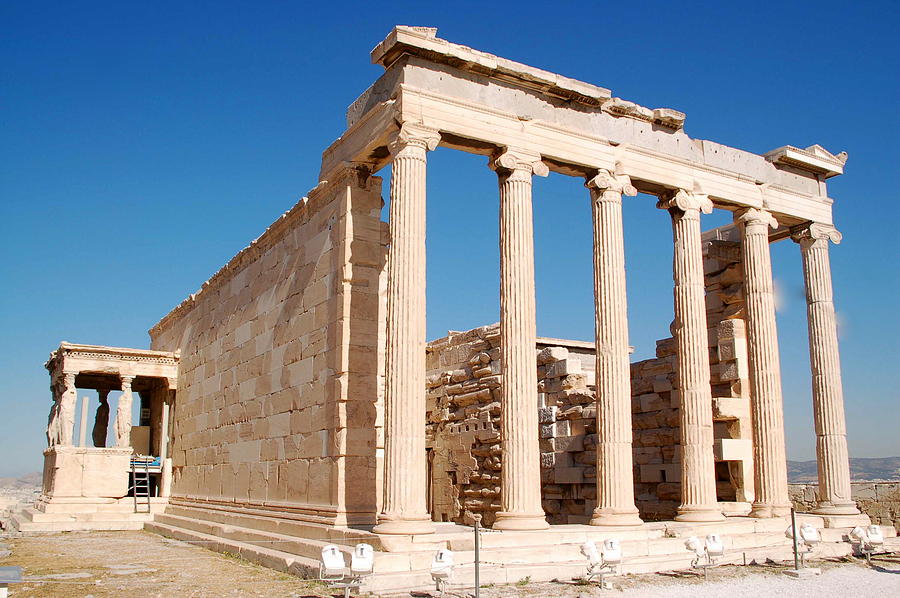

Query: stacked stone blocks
<box><xmin>150</xmin><ymin>168</ymin><xmax>388</xmax><ymax>526</ymax></box>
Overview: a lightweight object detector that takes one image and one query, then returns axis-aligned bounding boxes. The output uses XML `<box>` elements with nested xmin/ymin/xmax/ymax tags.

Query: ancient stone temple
<box><xmin>16</xmin><ymin>26</ymin><xmax>893</xmax><ymax>591</ymax></box>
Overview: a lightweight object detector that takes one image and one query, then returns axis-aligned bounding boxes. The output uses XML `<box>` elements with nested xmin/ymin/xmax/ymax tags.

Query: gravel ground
<box><xmin>0</xmin><ymin>530</ymin><xmax>898</xmax><ymax>597</ymax></box>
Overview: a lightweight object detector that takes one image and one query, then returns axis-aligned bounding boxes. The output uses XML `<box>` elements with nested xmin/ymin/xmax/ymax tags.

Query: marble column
<box><xmin>586</xmin><ymin>169</ymin><xmax>642</xmax><ymax>526</ymax></box>
<box><xmin>92</xmin><ymin>390</ymin><xmax>110</xmax><ymax>448</ymax></box>
<box><xmin>160</xmin><ymin>391</ymin><xmax>171</xmax><ymax>461</ymax></box>
<box><xmin>736</xmin><ymin>208</ymin><xmax>791</xmax><ymax>517</ymax></box>
<box><xmin>115</xmin><ymin>375</ymin><xmax>134</xmax><ymax>449</ymax></box>
<box><xmin>78</xmin><ymin>395</ymin><xmax>89</xmax><ymax>447</ymax></box>
<box><xmin>373</xmin><ymin>123</ymin><xmax>441</xmax><ymax>535</ymax></box>
<box><xmin>57</xmin><ymin>372</ymin><xmax>77</xmax><ymax>446</ymax></box>
<box><xmin>791</xmin><ymin>223</ymin><xmax>859</xmax><ymax>515</ymax></box>
<box><xmin>492</xmin><ymin>149</ymin><xmax>549</xmax><ymax>531</ymax></box>
<box><xmin>658</xmin><ymin>190</ymin><xmax>724</xmax><ymax>522</ymax></box>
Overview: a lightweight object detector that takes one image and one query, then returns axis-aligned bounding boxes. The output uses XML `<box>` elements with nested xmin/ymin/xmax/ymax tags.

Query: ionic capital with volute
<box><xmin>387</xmin><ymin>123</ymin><xmax>442</xmax><ymax>158</ymax></box>
<box><xmin>490</xmin><ymin>149</ymin><xmax>549</xmax><ymax>180</ymax></box>
<box><xmin>736</xmin><ymin>207</ymin><xmax>779</xmax><ymax>231</ymax></box>
<box><xmin>586</xmin><ymin>168</ymin><xmax>637</xmax><ymax>201</ymax></box>
<box><xmin>656</xmin><ymin>189</ymin><xmax>713</xmax><ymax>215</ymax></box>
<box><xmin>790</xmin><ymin>222</ymin><xmax>842</xmax><ymax>248</ymax></box>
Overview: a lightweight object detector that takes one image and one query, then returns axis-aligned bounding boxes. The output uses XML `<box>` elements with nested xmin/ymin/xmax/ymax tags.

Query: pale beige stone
<box><xmin>492</xmin><ymin>149</ymin><xmax>549</xmax><ymax>531</ymax></box>
<box><xmin>586</xmin><ymin>169</ymin><xmax>642</xmax><ymax>527</ymax></box>
<box><xmin>736</xmin><ymin>208</ymin><xmax>791</xmax><ymax>518</ymax></box>
<box><xmin>791</xmin><ymin>223</ymin><xmax>859</xmax><ymax>516</ymax></box>
<box><xmin>25</xmin><ymin>26</ymin><xmax>861</xmax><ymax>590</ymax></box>
<box><xmin>374</xmin><ymin>124</ymin><xmax>440</xmax><ymax>535</ymax></box>
<box><xmin>658</xmin><ymin>190</ymin><xmax>724</xmax><ymax>522</ymax></box>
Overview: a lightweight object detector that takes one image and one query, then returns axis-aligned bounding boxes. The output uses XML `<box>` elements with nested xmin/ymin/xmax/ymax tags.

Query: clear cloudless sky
<box><xmin>2</xmin><ymin>1</ymin><xmax>898</xmax><ymax>477</ymax></box>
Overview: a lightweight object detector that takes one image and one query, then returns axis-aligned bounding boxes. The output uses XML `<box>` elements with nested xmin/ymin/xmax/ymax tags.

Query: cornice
<box><xmin>765</xmin><ymin>144</ymin><xmax>847</xmax><ymax>178</ymax></box>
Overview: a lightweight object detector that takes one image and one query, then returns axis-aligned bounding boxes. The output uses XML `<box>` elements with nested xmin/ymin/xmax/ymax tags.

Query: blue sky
<box><xmin>2</xmin><ymin>1</ymin><xmax>898</xmax><ymax>477</ymax></box>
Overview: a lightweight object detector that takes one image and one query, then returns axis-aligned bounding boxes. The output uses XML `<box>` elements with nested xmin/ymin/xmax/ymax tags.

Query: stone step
<box><xmin>35</xmin><ymin>499</ymin><xmax>166</xmax><ymax>515</ymax></box>
<box><xmin>153</xmin><ymin>513</ymin><xmax>343</xmax><ymax>562</ymax></box>
<box><xmin>163</xmin><ymin>501</ymin><xmax>454</xmax><ymax>554</ymax></box>
<box><xmin>164</xmin><ymin>501</ymin><xmax>387</xmax><ymax>547</ymax></box>
<box><xmin>21</xmin><ymin>508</ymin><xmax>154</xmax><ymax>524</ymax></box>
<box><xmin>146</xmin><ymin>520</ymin><xmax>321</xmax><ymax>578</ymax></box>
<box><xmin>9</xmin><ymin>511</ymin><xmax>148</xmax><ymax>533</ymax></box>
<box><xmin>145</xmin><ymin>511</ymin><xmax>869</xmax><ymax>594</ymax></box>
<box><xmin>152</xmin><ymin>512</ymin><xmax>437</xmax><ymax>574</ymax></box>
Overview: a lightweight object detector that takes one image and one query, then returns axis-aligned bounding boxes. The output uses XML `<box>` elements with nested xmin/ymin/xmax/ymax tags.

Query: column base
<box><xmin>675</xmin><ymin>504</ymin><xmax>725</xmax><ymax>522</ymax></box>
<box><xmin>811</xmin><ymin>501</ymin><xmax>860</xmax><ymax>516</ymax></box>
<box><xmin>492</xmin><ymin>511</ymin><xmax>549</xmax><ymax>531</ymax></box>
<box><xmin>372</xmin><ymin>516</ymin><xmax>435</xmax><ymax>535</ymax></box>
<box><xmin>590</xmin><ymin>507</ymin><xmax>643</xmax><ymax>527</ymax></box>
<box><xmin>749</xmin><ymin>502</ymin><xmax>793</xmax><ymax>518</ymax></box>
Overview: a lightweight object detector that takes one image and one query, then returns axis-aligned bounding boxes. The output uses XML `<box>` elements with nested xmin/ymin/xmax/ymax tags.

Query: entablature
<box><xmin>45</xmin><ymin>342</ymin><xmax>179</xmax><ymax>390</ymax></box>
<box><xmin>325</xmin><ymin>27</ymin><xmax>844</xmax><ymax>227</ymax></box>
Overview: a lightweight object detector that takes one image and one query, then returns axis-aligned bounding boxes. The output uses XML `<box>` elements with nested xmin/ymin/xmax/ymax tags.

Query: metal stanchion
<box><xmin>473</xmin><ymin>514</ymin><xmax>481</xmax><ymax>598</ymax></box>
<box><xmin>783</xmin><ymin>508</ymin><xmax>820</xmax><ymax>579</ymax></box>
<box><xmin>791</xmin><ymin>508</ymin><xmax>800</xmax><ymax>571</ymax></box>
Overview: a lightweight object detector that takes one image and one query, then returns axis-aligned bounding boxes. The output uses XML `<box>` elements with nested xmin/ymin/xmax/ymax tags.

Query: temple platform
<box><xmin>144</xmin><ymin>501</ymin><xmax>895</xmax><ymax>594</ymax></box>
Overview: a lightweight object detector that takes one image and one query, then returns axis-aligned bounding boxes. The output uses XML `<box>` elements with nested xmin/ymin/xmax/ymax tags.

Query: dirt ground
<box><xmin>1</xmin><ymin>530</ymin><xmax>898</xmax><ymax>597</ymax></box>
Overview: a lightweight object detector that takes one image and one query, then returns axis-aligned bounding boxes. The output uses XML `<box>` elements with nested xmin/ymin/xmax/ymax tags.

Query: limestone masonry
<box><xmin>16</xmin><ymin>26</ymin><xmax>891</xmax><ymax>592</ymax></box>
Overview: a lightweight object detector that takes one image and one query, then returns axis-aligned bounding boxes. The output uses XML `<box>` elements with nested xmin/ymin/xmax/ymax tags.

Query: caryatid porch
<box><xmin>39</xmin><ymin>343</ymin><xmax>179</xmax><ymax>516</ymax></box>
<box><xmin>340</xmin><ymin>27</ymin><xmax>860</xmax><ymax>533</ymax></box>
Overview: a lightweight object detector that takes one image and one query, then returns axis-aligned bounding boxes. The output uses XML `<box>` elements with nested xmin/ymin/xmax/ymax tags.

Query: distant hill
<box><xmin>0</xmin><ymin>472</ymin><xmax>41</xmax><ymax>489</ymax></box>
<box><xmin>788</xmin><ymin>457</ymin><xmax>900</xmax><ymax>483</ymax></box>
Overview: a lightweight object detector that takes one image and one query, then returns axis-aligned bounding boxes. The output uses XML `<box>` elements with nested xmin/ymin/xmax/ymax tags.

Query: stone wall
<box><xmin>426</xmin><ymin>325</ymin><xmax>599</xmax><ymax>526</ymax></box>
<box><xmin>149</xmin><ymin>167</ymin><xmax>388</xmax><ymax>526</ymax></box>
<box><xmin>790</xmin><ymin>482</ymin><xmax>900</xmax><ymax>531</ymax></box>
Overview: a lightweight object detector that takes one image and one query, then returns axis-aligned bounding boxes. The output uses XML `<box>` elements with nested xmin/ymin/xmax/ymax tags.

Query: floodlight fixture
<box><xmin>430</xmin><ymin>548</ymin><xmax>454</xmax><ymax>597</ymax></box>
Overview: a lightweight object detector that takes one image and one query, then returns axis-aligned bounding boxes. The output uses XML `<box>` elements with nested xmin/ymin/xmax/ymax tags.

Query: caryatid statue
<box><xmin>92</xmin><ymin>389</ymin><xmax>110</xmax><ymax>448</ymax></box>
<box><xmin>46</xmin><ymin>382</ymin><xmax>60</xmax><ymax>447</ymax></box>
<box><xmin>56</xmin><ymin>373</ymin><xmax>77</xmax><ymax>446</ymax></box>
<box><xmin>114</xmin><ymin>375</ymin><xmax>134</xmax><ymax>448</ymax></box>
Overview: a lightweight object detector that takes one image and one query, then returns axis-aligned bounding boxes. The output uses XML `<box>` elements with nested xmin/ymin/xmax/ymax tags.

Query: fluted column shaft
<box><xmin>115</xmin><ymin>375</ymin><xmax>134</xmax><ymax>448</ymax></box>
<box><xmin>659</xmin><ymin>190</ymin><xmax>724</xmax><ymax>522</ymax></box>
<box><xmin>737</xmin><ymin>208</ymin><xmax>791</xmax><ymax>517</ymax></box>
<box><xmin>587</xmin><ymin>170</ymin><xmax>642</xmax><ymax>526</ymax></box>
<box><xmin>792</xmin><ymin>223</ymin><xmax>858</xmax><ymax>515</ymax></box>
<box><xmin>493</xmin><ymin>149</ymin><xmax>549</xmax><ymax>531</ymax></box>
<box><xmin>374</xmin><ymin>124</ymin><xmax>440</xmax><ymax>535</ymax></box>
<box><xmin>160</xmin><ymin>392</ymin><xmax>171</xmax><ymax>461</ymax></box>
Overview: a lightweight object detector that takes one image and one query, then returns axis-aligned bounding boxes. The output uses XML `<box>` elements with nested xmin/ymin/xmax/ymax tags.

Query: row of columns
<box><xmin>374</xmin><ymin>124</ymin><xmax>857</xmax><ymax>534</ymax></box>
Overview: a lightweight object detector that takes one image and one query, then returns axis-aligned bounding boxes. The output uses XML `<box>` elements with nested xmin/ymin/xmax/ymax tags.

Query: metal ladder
<box><xmin>131</xmin><ymin>458</ymin><xmax>152</xmax><ymax>514</ymax></box>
